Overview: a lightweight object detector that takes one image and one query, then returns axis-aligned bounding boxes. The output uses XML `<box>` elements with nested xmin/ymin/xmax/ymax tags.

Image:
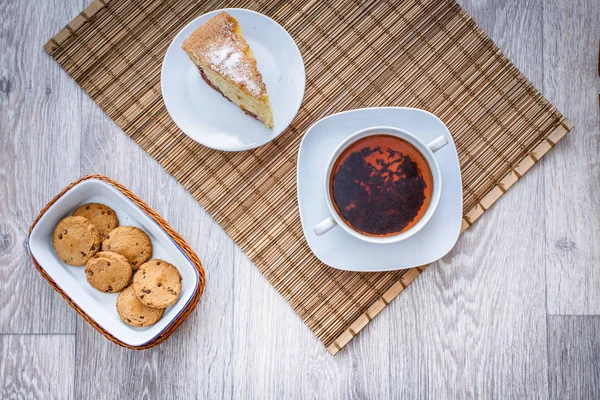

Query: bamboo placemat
<box><xmin>45</xmin><ymin>0</ymin><xmax>572</xmax><ymax>354</ymax></box>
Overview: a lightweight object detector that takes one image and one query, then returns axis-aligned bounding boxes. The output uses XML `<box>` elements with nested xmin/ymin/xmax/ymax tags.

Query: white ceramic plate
<box><xmin>28</xmin><ymin>179</ymin><xmax>200</xmax><ymax>347</ymax></box>
<box><xmin>297</xmin><ymin>108</ymin><xmax>463</xmax><ymax>271</ymax></box>
<box><xmin>161</xmin><ymin>8</ymin><xmax>306</xmax><ymax>151</ymax></box>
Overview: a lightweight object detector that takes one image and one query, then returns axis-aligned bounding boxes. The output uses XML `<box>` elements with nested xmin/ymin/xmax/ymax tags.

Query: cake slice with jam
<box><xmin>182</xmin><ymin>12</ymin><xmax>274</xmax><ymax>128</ymax></box>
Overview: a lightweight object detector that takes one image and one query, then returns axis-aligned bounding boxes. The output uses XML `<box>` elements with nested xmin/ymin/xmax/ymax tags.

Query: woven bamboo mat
<box><xmin>45</xmin><ymin>0</ymin><xmax>572</xmax><ymax>354</ymax></box>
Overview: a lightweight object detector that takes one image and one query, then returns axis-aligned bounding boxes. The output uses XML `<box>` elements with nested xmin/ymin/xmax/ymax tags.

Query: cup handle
<box><xmin>427</xmin><ymin>135</ymin><xmax>449</xmax><ymax>153</ymax></box>
<box><xmin>314</xmin><ymin>216</ymin><xmax>337</xmax><ymax>236</ymax></box>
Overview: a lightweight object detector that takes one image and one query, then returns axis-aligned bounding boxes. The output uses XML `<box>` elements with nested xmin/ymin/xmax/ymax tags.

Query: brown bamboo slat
<box><xmin>44</xmin><ymin>0</ymin><xmax>572</xmax><ymax>354</ymax></box>
<box><xmin>28</xmin><ymin>174</ymin><xmax>207</xmax><ymax>349</ymax></box>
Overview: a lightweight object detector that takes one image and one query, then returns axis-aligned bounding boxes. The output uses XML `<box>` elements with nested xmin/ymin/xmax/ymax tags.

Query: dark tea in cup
<box><xmin>329</xmin><ymin>134</ymin><xmax>433</xmax><ymax>237</ymax></box>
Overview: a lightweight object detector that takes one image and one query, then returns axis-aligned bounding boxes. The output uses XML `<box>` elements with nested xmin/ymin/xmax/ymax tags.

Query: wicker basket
<box><xmin>28</xmin><ymin>174</ymin><xmax>206</xmax><ymax>349</ymax></box>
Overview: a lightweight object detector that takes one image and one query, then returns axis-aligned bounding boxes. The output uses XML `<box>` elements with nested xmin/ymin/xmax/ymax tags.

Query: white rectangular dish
<box><xmin>28</xmin><ymin>176</ymin><xmax>205</xmax><ymax>348</ymax></box>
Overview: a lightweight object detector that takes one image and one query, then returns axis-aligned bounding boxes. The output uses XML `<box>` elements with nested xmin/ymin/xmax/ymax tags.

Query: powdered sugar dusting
<box><xmin>203</xmin><ymin>38</ymin><xmax>262</xmax><ymax>97</ymax></box>
<box><xmin>208</xmin><ymin>45</ymin><xmax>231</xmax><ymax>65</ymax></box>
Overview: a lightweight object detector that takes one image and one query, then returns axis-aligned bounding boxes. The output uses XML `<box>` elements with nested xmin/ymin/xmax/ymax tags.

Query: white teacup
<box><xmin>313</xmin><ymin>126</ymin><xmax>448</xmax><ymax>244</ymax></box>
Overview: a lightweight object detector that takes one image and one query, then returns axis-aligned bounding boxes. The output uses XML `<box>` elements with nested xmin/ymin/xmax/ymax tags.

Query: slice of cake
<box><xmin>182</xmin><ymin>12</ymin><xmax>274</xmax><ymax>128</ymax></box>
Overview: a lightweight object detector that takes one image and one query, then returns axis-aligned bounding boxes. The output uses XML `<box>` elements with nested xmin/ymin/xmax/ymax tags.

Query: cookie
<box><xmin>116</xmin><ymin>285</ymin><xmax>164</xmax><ymax>327</ymax></box>
<box><xmin>73</xmin><ymin>203</ymin><xmax>119</xmax><ymax>239</ymax></box>
<box><xmin>85</xmin><ymin>251</ymin><xmax>133</xmax><ymax>293</ymax></box>
<box><xmin>101</xmin><ymin>226</ymin><xmax>152</xmax><ymax>270</ymax></box>
<box><xmin>133</xmin><ymin>259</ymin><xmax>182</xmax><ymax>309</ymax></box>
<box><xmin>52</xmin><ymin>216</ymin><xmax>100</xmax><ymax>266</ymax></box>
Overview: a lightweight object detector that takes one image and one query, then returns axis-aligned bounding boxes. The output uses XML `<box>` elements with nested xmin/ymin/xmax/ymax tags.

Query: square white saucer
<box><xmin>297</xmin><ymin>107</ymin><xmax>463</xmax><ymax>271</ymax></box>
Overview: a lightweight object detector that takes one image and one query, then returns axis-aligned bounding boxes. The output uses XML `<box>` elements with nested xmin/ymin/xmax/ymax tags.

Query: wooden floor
<box><xmin>1</xmin><ymin>0</ymin><xmax>599</xmax><ymax>398</ymax></box>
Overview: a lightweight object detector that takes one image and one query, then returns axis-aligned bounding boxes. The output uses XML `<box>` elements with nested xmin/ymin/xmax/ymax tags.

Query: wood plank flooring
<box><xmin>0</xmin><ymin>0</ymin><xmax>598</xmax><ymax>398</ymax></box>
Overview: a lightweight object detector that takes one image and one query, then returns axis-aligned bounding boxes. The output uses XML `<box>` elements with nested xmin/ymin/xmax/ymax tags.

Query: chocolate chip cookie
<box><xmin>116</xmin><ymin>285</ymin><xmax>164</xmax><ymax>327</ymax></box>
<box><xmin>85</xmin><ymin>251</ymin><xmax>133</xmax><ymax>293</ymax></box>
<box><xmin>73</xmin><ymin>203</ymin><xmax>119</xmax><ymax>239</ymax></box>
<box><xmin>133</xmin><ymin>259</ymin><xmax>182</xmax><ymax>308</ymax></box>
<box><xmin>101</xmin><ymin>226</ymin><xmax>152</xmax><ymax>270</ymax></box>
<box><xmin>52</xmin><ymin>216</ymin><xmax>100</xmax><ymax>266</ymax></box>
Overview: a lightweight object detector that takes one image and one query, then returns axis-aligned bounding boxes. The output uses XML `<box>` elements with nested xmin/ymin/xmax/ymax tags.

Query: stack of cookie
<box><xmin>51</xmin><ymin>203</ymin><xmax>182</xmax><ymax>328</ymax></box>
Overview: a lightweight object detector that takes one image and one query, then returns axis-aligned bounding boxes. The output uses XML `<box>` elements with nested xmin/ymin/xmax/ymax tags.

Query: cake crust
<box><xmin>182</xmin><ymin>13</ymin><xmax>266</xmax><ymax>98</ymax></box>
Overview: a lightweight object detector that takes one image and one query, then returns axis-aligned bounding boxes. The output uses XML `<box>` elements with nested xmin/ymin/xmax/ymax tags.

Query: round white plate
<box><xmin>161</xmin><ymin>8</ymin><xmax>305</xmax><ymax>151</ymax></box>
<box><xmin>297</xmin><ymin>108</ymin><xmax>463</xmax><ymax>272</ymax></box>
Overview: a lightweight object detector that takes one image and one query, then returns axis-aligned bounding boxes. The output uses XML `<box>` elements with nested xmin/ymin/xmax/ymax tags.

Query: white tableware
<box><xmin>297</xmin><ymin>107</ymin><xmax>463</xmax><ymax>271</ymax></box>
<box><xmin>313</xmin><ymin>125</ymin><xmax>449</xmax><ymax>244</ymax></box>
<box><xmin>28</xmin><ymin>179</ymin><xmax>200</xmax><ymax>347</ymax></box>
<box><xmin>161</xmin><ymin>8</ymin><xmax>306</xmax><ymax>151</ymax></box>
